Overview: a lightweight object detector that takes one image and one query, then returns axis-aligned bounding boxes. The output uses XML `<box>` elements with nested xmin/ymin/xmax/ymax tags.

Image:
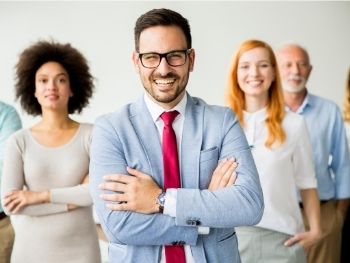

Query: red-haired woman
<box><xmin>226</xmin><ymin>39</ymin><xmax>321</xmax><ymax>263</ymax></box>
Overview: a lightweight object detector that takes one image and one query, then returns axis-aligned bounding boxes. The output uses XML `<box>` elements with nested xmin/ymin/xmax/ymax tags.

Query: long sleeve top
<box><xmin>243</xmin><ymin>108</ymin><xmax>316</xmax><ymax>235</ymax></box>
<box><xmin>1</xmin><ymin>123</ymin><xmax>101</xmax><ymax>263</ymax></box>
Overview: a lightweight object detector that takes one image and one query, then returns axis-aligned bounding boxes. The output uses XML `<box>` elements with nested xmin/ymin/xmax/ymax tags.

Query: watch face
<box><xmin>157</xmin><ymin>192</ymin><xmax>166</xmax><ymax>206</ymax></box>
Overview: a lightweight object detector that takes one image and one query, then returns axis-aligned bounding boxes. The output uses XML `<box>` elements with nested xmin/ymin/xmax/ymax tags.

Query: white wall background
<box><xmin>1</xmin><ymin>1</ymin><xmax>349</xmax><ymax>127</ymax></box>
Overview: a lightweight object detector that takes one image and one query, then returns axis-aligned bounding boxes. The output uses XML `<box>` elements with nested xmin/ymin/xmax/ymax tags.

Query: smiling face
<box><xmin>35</xmin><ymin>61</ymin><xmax>72</xmax><ymax>113</ymax></box>
<box><xmin>277</xmin><ymin>45</ymin><xmax>312</xmax><ymax>93</ymax></box>
<box><xmin>132</xmin><ymin>25</ymin><xmax>195</xmax><ymax>109</ymax></box>
<box><xmin>237</xmin><ymin>47</ymin><xmax>275</xmax><ymax>101</ymax></box>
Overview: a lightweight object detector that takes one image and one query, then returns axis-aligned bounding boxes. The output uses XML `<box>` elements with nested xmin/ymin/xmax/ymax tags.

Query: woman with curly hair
<box><xmin>1</xmin><ymin>40</ymin><xmax>101</xmax><ymax>263</ymax></box>
<box><xmin>225</xmin><ymin>39</ymin><xmax>321</xmax><ymax>263</ymax></box>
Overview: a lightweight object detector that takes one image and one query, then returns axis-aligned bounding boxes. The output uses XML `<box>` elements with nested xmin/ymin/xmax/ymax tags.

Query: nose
<box><xmin>46</xmin><ymin>79</ymin><xmax>57</xmax><ymax>91</ymax></box>
<box><xmin>290</xmin><ymin>63</ymin><xmax>301</xmax><ymax>74</ymax></box>
<box><xmin>249</xmin><ymin>65</ymin><xmax>259</xmax><ymax>76</ymax></box>
<box><xmin>156</xmin><ymin>57</ymin><xmax>172</xmax><ymax>75</ymax></box>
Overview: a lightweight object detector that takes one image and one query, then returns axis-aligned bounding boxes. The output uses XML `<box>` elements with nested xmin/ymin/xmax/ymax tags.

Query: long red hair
<box><xmin>225</xmin><ymin>39</ymin><xmax>286</xmax><ymax>148</ymax></box>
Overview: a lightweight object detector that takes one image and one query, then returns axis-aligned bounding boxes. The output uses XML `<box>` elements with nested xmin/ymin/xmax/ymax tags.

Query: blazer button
<box><xmin>194</xmin><ymin>220</ymin><xmax>201</xmax><ymax>226</ymax></box>
<box><xmin>186</xmin><ymin>219</ymin><xmax>194</xmax><ymax>225</ymax></box>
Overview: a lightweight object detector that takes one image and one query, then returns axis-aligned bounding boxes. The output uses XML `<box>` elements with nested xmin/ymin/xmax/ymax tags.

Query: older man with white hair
<box><xmin>277</xmin><ymin>44</ymin><xmax>350</xmax><ymax>263</ymax></box>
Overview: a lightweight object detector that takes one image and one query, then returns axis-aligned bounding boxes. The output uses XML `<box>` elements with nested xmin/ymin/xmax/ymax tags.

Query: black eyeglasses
<box><xmin>138</xmin><ymin>49</ymin><xmax>191</xmax><ymax>69</ymax></box>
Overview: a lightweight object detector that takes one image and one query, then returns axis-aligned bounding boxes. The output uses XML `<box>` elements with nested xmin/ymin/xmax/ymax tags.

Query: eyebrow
<box><xmin>239</xmin><ymin>60</ymin><xmax>271</xmax><ymax>64</ymax></box>
<box><xmin>37</xmin><ymin>72</ymin><xmax>68</xmax><ymax>77</ymax></box>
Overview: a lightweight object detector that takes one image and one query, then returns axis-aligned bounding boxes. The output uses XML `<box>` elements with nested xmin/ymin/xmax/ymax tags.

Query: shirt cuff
<box><xmin>163</xmin><ymin>189</ymin><xmax>177</xmax><ymax>217</ymax></box>
<box><xmin>198</xmin><ymin>227</ymin><xmax>210</xmax><ymax>235</ymax></box>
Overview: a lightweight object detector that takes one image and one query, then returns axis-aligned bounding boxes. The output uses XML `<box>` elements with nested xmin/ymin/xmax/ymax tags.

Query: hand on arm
<box><xmin>99</xmin><ymin>158</ymin><xmax>238</xmax><ymax>214</ymax></box>
<box><xmin>208</xmin><ymin>158</ymin><xmax>237</xmax><ymax>191</ymax></box>
<box><xmin>3</xmin><ymin>189</ymin><xmax>50</xmax><ymax>214</ymax></box>
<box><xmin>284</xmin><ymin>188</ymin><xmax>321</xmax><ymax>253</ymax></box>
<box><xmin>99</xmin><ymin>167</ymin><xmax>162</xmax><ymax>214</ymax></box>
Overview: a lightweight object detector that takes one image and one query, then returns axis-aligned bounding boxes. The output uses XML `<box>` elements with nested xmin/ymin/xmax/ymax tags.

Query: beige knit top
<box><xmin>1</xmin><ymin>123</ymin><xmax>101</xmax><ymax>263</ymax></box>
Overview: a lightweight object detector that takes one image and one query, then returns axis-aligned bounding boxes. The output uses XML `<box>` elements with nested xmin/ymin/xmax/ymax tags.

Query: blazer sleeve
<box><xmin>176</xmin><ymin>108</ymin><xmax>264</xmax><ymax>227</ymax></box>
<box><xmin>89</xmin><ymin>115</ymin><xmax>198</xmax><ymax>246</ymax></box>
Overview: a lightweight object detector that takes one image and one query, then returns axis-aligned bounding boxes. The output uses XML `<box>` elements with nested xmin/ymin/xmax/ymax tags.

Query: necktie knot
<box><xmin>160</xmin><ymin>111</ymin><xmax>179</xmax><ymax>126</ymax></box>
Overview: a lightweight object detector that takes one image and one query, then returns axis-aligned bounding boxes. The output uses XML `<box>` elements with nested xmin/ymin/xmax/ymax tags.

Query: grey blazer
<box><xmin>89</xmin><ymin>93</ymin><xmax>264</xmax><ymax>263</ymax></box>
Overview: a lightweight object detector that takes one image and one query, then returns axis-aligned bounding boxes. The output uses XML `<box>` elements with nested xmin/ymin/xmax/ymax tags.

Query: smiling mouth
<box><xmin>247</xmin><ymin>80</ymin><xmax>263</xmax><ymax>87</ymax></box>
<box><xmin>45</xmin><ymin>94</ymin><xmax>59</xmax><ymax>99</ymax></box>
<box><xmin>154</xmin><ymin>78</ymin><xmax>176</xmax><ymax>85</ymax></box>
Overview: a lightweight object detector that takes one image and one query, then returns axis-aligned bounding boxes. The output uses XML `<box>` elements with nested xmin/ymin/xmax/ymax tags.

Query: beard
<box><xmin>143</xmin><ymin>72</ymin><xmax>189</xmax><ymax>104</ymax></box>
<box><xmin>282</xmin><ymin>75</ymin><xmax>307</xmax><ymax>93</ymax></box>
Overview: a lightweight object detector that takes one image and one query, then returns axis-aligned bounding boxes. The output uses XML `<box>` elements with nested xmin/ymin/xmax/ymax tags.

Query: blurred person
<box><xmin>277</xmin><ymin>44</ymin><xmax>350</xmax><ymax>263</ymax></box>
<box><xmin>0</xmin><ymin>101</ymin><xmax>21</xmax><ymax>263</ymax></box>
<box><xmin>1</xmin><ymin>40</ymin><xmax>101</xmax><ymax>263</ymax></box>
<box><xmin>89</xmin><ymin>8</ymin><xmax>264</xmax><ymax>263</ymax></box>
<box><xmin>226</xmin><ymin>39</ymin><xmax>321</xmax><ymax>263</ymax></box>
<box><xmin>341</xmin><ymin>67</ymin><xmax>350</xmax><ymax>263</ymax></box>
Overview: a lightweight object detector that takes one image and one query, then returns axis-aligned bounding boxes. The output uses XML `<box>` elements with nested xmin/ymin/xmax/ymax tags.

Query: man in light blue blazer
<box><xmin>89</xmin><ymin>8</ymin><xmax>264</xmax><ymax>263</ymax></box>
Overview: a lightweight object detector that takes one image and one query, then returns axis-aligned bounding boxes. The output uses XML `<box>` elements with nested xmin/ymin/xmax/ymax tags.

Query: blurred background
<box><xmin>1</xmin><ymin>2</ymin><xmax>349</xmax><ymax>262</ymax></box>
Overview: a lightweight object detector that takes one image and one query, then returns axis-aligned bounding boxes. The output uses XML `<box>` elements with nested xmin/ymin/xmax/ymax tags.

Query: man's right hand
<box><xmin>208</xmin><ymin>158</ymin><xmax>237</xmax><ymax>191</ymax></box>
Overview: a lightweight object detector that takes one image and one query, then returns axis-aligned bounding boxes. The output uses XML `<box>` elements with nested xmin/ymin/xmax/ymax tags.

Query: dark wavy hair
<box><xmin>134</xmin><ymin>8</ymin><xmax>191</xmax><ymax>52</ymax></box>
<box><xmin>15</xmin><ymin>40</ymin><xmax>94</xmax><ymax>116</ymax></box>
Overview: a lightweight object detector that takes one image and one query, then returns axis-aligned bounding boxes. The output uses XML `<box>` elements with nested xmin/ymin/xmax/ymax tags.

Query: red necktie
<box><xmin>160</xmin><ymin>111</ymin><xmax>186</xmax><ymax>263</ymax></box>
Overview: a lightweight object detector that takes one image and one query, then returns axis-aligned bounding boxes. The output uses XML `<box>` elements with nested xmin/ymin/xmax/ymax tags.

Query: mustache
<box><xmin>153</xmin><ymin>72</ymin><xmax>179</xmax><ymax>79</ymax></box>
<box><xmin>287</xmin><ymin>75</ymin><xmax>305</xmax><ymax>82</ymax></box>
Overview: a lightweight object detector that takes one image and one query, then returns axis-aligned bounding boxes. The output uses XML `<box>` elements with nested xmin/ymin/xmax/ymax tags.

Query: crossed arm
<box><xmin>99</xmin><ymin>158</ymin><xmax>237</xmax><ymax>214</ymax></box>
<box><xmin>3</xmin><ymin>175</ymin><xmax>90</xmax><ymax>214</ymax></box>
<box><xmin>89</xmin><ymin>110</ymin><xmax>264</xmax><ymax>245</ymax></box>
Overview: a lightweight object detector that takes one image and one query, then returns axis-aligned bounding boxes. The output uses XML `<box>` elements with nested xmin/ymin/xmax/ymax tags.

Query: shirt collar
<box><xmin>243</xmin><ymin>107</ymin><xmax>267</xmax><ymax>124</ymax></box>
<box><xmin>144</xmin><ymin>92</ymin><xmax>187</xmax><ymax>123</ymax></box>
<box><xmin>285</xmin><ymin>90</ymin><xmax>312</xmax><ymax>114</ymax></box>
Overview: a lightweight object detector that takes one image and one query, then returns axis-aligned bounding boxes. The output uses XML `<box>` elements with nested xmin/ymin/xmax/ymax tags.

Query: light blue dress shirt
<box><xmin>0</xmin><ymin>101</ymin><xmax>22</xmax><ymax>213</ymax></box>
<box><xmin>286</xmin><ymin>93</ymin><xmax>350</xmax><ymax>200</ymax></box>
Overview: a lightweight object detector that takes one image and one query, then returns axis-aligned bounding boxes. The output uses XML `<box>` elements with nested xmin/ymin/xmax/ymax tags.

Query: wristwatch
<box><xmin>156</xmin><ymin>191</ymin><xmax>166</xmax><ymax>213</ymax></box>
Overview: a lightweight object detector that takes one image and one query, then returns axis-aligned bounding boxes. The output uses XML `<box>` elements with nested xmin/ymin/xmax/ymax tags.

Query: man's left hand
<box><xmin>99</xmin><ymin>167</ymin><xmax>162</xmax><ymax>214</ymax></box>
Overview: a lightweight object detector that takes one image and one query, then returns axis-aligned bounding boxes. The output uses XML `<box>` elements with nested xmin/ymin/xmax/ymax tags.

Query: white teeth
<box><xmin>154</xmin><ymin>79</ymin><xmax>175</xmax><ymax>85</ymax></box>
<box><xmin>248</xmin><ymin>81</ymin><xmax>261</xmax><ymax>85</ymax></box>
<box><xmin>247</xmin><ymin>80</ymin><xmax>262</xmax><ymax>86</ymax></box>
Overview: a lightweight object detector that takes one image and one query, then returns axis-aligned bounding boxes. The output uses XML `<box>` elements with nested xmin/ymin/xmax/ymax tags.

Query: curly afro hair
<box><xmin>15</xmin><ymin>40</ymin><xmax>94</xmax><ymax>116</ymax></box>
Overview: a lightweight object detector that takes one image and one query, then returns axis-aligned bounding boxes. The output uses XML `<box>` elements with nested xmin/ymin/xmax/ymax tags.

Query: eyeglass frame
<box><xmin>137</xmin><ymin>49</ymin><xmax>192</xmax><ymax>69</ymax></box>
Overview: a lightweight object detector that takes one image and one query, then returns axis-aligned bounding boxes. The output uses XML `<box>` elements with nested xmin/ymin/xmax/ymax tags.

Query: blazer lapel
<box><xmin>180</xmin><ymin>94</ymin><xmax>203</xmax><ymax>188</ymax></box>
<box><xmin>129</xmin><ymin>97</ymin><xmax>164</xmax><ymax>186</ymax></box>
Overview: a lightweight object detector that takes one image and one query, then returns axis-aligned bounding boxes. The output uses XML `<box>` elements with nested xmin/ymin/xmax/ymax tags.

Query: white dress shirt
<box><xmin>243</xmin><ymin>108</ymin><xmax>317</xmax><ymax>235</ymax></box>
<box><xmin>144</xmin><ymin>92</ymin><xmax>196</xmax><ymax>263</ymax></box>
